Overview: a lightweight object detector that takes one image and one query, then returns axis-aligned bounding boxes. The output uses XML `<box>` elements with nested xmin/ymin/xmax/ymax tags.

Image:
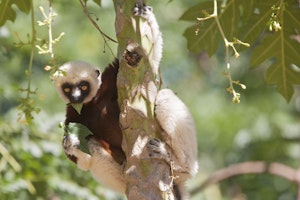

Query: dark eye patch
<box><xmin>61</xmin><ymin>81</ymin><xmax>91</xmax><ymax>103</ymax></box>
<box><xmin>62</xmin><ymin>83</ymin><xmax>72</xmax><ymax>94</ymax></box>
<box><xmin>79</xmin><ymin>81</ymin><xmax>90</xmax><ymax>94</ymax></box>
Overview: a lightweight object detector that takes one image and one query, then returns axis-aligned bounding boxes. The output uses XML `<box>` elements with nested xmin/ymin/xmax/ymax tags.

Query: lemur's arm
<box><xmin>63</xmin><ymin>134</ymin><xmax>126</xmax><ymax>193</ymax></box>
<box><xmin>133</xmin><ymin>4</ymin><xmax>163</xmax><ymax>75</ymax></box>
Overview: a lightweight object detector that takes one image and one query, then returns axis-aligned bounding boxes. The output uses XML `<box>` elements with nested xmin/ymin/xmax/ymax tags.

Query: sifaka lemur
<box><xmin>52</xmin><ymin>4</ymin><xmax>198</xmax><ymax>200</ymax></box>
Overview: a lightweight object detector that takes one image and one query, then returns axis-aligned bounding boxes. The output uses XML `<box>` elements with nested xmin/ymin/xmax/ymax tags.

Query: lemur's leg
<box><xmin>150</xmin><ymin>89</ymin><xmax>199</xmax><ymax>176</ymax></box>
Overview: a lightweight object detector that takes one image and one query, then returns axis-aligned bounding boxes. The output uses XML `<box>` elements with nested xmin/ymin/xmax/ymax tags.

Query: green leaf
<box><xmin>219</xmin><ymin>0</ymin><xmax>241</xmax><ymax>41</ymax></box>
<box><xmin>0</xmin><ymin>0</ymin><xmax>32</xmax><ymax>26</ymax></box>
<box><xmin>183</xmin><ymin>23</ymin><xmax>219</xmax><ymax>56</ymax></box>
<box><xmin>250</xmin><ymin>3</ymin><xmax>300</xmax><ymax>102</ymax></box>
<box><xmin>181</xmin><ymin>0</ymin><xmax>241</xmax><ymax>56</ymax></box>
<box><xmin>64</xmin><ymin>123</ymin><xmax>92</xmax><ymax>154</ymax></box>
<box><xmin>179</xmin><ymin>1</ymin><xmax>214</xmax><ymax>22</ymax></box>
<box><xmin>181</xmin><ymin>0</ymin><xmax>300</xmax><ymax>101</ymax></box>
<box><xmin>14</xmin><ymin>0</ymin><xmax>31</xmax><ymax>14</ymax></box>
<box><xmin>181</xmin><ymin>1</ymin><xmax>219</xmax><ymax>55</ymax></box>
<box><xmin>266</xmin><ymin>63</ymin><xmax>300</xmax><ymax>101</ymax></box>
<box><xmin>71</xmin><ymin>103</ymin><xmax>83</xmax><ymax>115</ymax></box>
<box><xmin>239</xmin><ymin>0</ymin><xmax>278</xmax><ymax>46</ymax></box>
<box><xmin>0</xmin><ymin>0</ymin><xmax>16</xmax><ymax>26</ymax></box>
<box><xmin>92</xmin><ymin>0</ymin><xmax>101</xmax><ymax>6</ymax></box>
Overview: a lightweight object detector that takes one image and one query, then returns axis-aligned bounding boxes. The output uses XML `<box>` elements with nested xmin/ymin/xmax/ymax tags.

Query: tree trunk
<box><xmin>113</xmin><ymin>0</ymin><xmax>175</xmax><ymax>199</ymax></box>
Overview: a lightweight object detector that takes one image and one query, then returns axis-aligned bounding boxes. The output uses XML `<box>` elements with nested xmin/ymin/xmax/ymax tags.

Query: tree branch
<box><xmin>79</xmin><ymin>0</ymin><xmax>117</xmax><ymax>56</ymax></box>
<box><xmin>190</xmin><ymin>161</ymin><xmax>299</xmax><ymax>196</ymax></box>
<box><xmin>113</xmin><ymin>1</ymin><xmax>173</xmax><ymax>199</ymax></box>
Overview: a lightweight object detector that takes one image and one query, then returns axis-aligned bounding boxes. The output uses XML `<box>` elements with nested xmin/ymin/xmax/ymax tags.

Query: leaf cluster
<box><xmin>181</xmin><ymin>0</ymin><xmax>300</xmax><ymax>101</ymax></box>
<box><xmin>0</xmin><ymin>0</ymin><xmax>101</xmax><ymax>27</ymax></box>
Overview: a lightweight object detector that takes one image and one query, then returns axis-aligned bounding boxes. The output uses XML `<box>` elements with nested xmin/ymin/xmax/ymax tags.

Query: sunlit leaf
<box><xmin>180</xmin><ymin>1</ymin><xmax>214</xmax><ymax>22</ymax></box>
<box><xmin>14</xmin><ymin>0</ymin><xmax>31</xmax><ymax>14</ymax></box>
<box><xmin>183</xmin><ymin>23</ymin><xmax>219</xmax><ymax>56</ymax></box>
<box><xmin>0</xmin><ymin>0</ymin><xmax>32</xmax><ymax>26</ymax></box>
<box><xmin>250</xmin><ymin>4</ymin><xmax>300</xmax><ymax>102</ymax></box>
<box><xmin>239</xmin><ymin>0</ymin><xmax>278</xmax><ymax>45</ymax></box>
<box><xmin>182</xmin><ymin>0</ymin><xmax>300</xmax><ymax>101</ymax></box>
<box><xmin>0</xmin><ymin>1</ymin><xmax>16</xmax><ymax>26</ymax></box>
<box><xmin>181</xmin><ymin>0</ymin><xmax>241</xmax><ymax>56</ymax></box>
<box><xmin>219</xmin><ymin>0</ymin><xmax>240</xmax><ymax>41</ymax></box>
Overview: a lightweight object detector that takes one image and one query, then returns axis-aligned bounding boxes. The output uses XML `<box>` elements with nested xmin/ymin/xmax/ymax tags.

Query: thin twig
<box><xmin>212</xmin><ymin>0</ymin><xmax>240</xmax><ymax>103</ymax></box>
<box><xmin>78</xmin><ymin>0</ymin><xmax>117</xmax><ymax>57</ymax></box>
<box><xmin>48</xmin><ymin>0</ymin><xmax>54</xmax><ymax>59</ymax></box>
<box><xmin>17</xmin><ymin>0</ymin><xmax>38</xmax><ymax>123</ymax></box>
<box><xmin>28</xmin><ymin>0</ymin><xmax>35</xmax><ymax>101</ymax></box>
<box><xmin>196</xmin><ymin>0</ymin><xmax>248</xmax><ymax>103</ymax></box>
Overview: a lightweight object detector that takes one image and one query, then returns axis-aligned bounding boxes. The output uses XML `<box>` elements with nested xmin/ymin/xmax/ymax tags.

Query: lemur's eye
<box><xmin>81</xmin><ymin>85</ymin><xmax>88</xmax><ymax>91</ymax></box>
<box><xmin>64</xmin><ymin>87</ymin><xmax>71</xmax><ymax>93</ymax></box>
<box><xmin>79</xmin><ymin>81</ymin><xmax>90</xmax><ymax>91</ymax></box>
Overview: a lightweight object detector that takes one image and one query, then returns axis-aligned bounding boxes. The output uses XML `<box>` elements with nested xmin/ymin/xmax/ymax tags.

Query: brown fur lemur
<box><xmin>52</xmin><ymin>4</ymin><xmax>198</xmax><ymax>199</ymax></box>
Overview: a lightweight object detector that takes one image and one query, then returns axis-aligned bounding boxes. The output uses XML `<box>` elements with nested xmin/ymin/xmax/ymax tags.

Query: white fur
<box><xmin>63</xmin><ymin>134</ymin><xmax>126</xmax><ymax>193</ymax></box>
<box><xmin>52</xmin><ymin>61</ymin><xmax>101</xmax><ymax>104</ymax></box>
<box><xmin>142</xmin><ymin>7</ymin><xmax>163</xmax><ymax>75</ymax></box>
<box><xmin>133</xmin><ymin>5</ymin><xmax>163</xmax><ymax>75</ymax></box>
<box><xmin>155</xmin><ymin>89</ymin><xmax>199</xmax><ymax>198</ymax></box>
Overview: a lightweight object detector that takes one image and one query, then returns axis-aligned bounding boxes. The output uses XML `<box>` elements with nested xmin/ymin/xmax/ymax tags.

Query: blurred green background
<box><xmin>1</xmin><ymin>0</ymin><xmax>300</xmax><ymax>199</ymax></box>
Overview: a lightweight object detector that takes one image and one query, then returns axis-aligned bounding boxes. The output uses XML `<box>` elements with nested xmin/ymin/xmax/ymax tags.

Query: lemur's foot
<box><xmin>133</xmin><ymin>3</ymin><xmax>153</xmax><ymax>17</ymax></box>
<box><xmin>147</xmin><ymin>138</ymin><xmax>171</xmax><ymax>162</ymax></box>
<box><xmin>62</xmin><ymin>134</ymin><xmax>80</xmax><ymax>156</ymax></box>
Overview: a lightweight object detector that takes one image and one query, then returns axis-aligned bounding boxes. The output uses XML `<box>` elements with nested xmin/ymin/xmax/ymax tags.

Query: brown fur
<box><xmin>65</xmin><ymin>59</ymin><xmax>125</xmax><ymax>164</ymax></box>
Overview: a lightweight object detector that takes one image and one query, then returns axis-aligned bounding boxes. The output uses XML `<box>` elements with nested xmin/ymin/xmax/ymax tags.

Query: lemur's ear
<box><xmin>95</xmin><ymin>69</ymin><xmax>100</xmax><ymax>77</ymax></box>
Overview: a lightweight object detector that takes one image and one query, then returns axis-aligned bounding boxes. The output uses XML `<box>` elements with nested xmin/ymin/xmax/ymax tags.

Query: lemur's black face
<box><xmin>62</xmin><ymin>81</ymin><xmax>91</xmax><ymax>103</ymax></box>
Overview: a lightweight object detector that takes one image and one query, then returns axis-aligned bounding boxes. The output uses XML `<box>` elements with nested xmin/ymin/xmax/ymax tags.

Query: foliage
<box><xmin>0</xmin><ymin>117</ymin><xmax>118</xmax><ymax>200</ymax></box>
<box><xmin>181</xmin><ymin>0</ymin><xmax>300</xmax><ymax>102</ymax></box>
<box><xmin>0</xmin><ymin>0</ymin><xmax>32</xmax><ymax>26</ymax></box>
